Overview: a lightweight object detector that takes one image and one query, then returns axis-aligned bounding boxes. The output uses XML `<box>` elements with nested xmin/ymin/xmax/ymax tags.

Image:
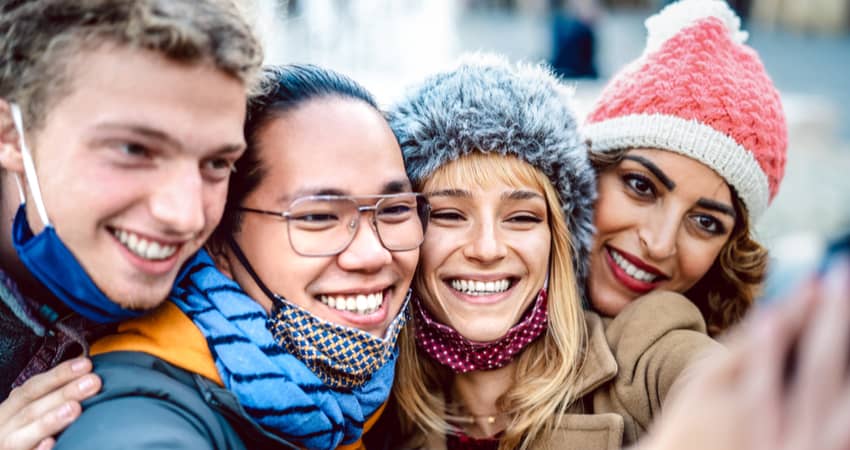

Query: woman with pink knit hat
<box><xmin>583</xmin><ymin>0</ymin><xmax>787</xmax><ymax>336</ymax></box>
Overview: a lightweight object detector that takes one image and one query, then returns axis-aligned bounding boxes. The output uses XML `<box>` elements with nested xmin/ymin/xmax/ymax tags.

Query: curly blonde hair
<box><xmin>589</xmin><ymin>148</ymin><xmax>768</xmax><ymax>335</ymax></box>
<box><xmin>394</xmin><ymin>154</ymin><xmax>588</xmax><ymax>450</ymax></box>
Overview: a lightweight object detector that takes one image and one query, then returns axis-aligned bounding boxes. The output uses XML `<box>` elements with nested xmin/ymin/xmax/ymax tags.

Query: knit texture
<box><xmin>170</xmin><ymin>251</ymin><xmax>396</xmax><ymax>449</ymax></box>
<box><xmin>585</xmin><ymin>0</ymin><xmax>787</xmax><ymax>221</ymax></box>
<box><xmin>388</xmin><ymin>53</ymin><xmax>596</xmax><ymax>286</ymax></box>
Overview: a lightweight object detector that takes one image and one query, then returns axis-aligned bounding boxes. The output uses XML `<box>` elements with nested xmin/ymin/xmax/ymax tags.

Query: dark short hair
<box><xmin>208</xmin><ymin>64</ymin><xmax>379</xmax><ymax>251</ymax></box>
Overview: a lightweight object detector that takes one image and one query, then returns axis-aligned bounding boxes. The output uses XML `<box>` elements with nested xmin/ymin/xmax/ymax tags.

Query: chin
<box><xmin>108</xmin><ymin>282</ymin><xmax>172</xmax><ymax>312</ymax></box>
<box><xmin>457</xmin><ymin>325</ymin><xmax>506</xmax><ymax>343</ymax></box>
<box><xmin>591</xmin><ymin>293</ymin><xmax>632</xmax><ymax>317</ymax></box>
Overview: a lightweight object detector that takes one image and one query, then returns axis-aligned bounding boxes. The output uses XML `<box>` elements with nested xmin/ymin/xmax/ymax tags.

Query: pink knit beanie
<box><xmin>584</xmin><ymin>0</ymin><xmax>787</xmax><ymax>221</ymax></box>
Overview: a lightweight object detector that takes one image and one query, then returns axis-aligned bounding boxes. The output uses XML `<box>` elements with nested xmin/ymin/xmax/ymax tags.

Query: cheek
<box><xmin>593</xmin><ymin>184</ymin><xmax>633</xmax><ymax>238</ymax></box>
<box><xmin>519</xmin><ymin>231</ymin><xmax>551</xmax><ymax>278</ymax></box>
<box><xmin>395</xmin><ymin>248</ymin><xmax>419</xmax><ymax>285</ymax></box>
<box><xmin>418</xmin><ymin>234</ymin><xmax>451</xmax><ymax>278</ymax></box>
<box><xmin>239</xmin><ymin>220</ymin><xmax>297</xmax><ymax>278</ymax></box>
<box><xmin>203</xmin><ymin>182</ymin><xmax>230</xmax><ymax>224</ymax></box>
<box><xmin>676</xmin><ymin>240</ymin><xmax>724</xmax><ymax>289</ymax></box>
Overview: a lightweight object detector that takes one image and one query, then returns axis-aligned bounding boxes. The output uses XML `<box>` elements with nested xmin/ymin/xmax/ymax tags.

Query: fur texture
<box><xmin>388</xmin><ymin>53</ymin><xmax>596</xmax><ymax>287</ymax></box>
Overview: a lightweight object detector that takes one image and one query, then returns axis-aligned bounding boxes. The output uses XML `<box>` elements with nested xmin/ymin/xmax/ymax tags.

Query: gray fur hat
<box><xmin>388</xmin><ymin>53</ymin><xmax>597</xmax><ymax>287</ymax></box>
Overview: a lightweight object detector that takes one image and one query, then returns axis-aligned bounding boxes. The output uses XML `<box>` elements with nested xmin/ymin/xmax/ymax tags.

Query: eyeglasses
<box><xmin>239</xmin><ymin>193</ymin><xmax>430</xmax><ymax>257</ymax></box>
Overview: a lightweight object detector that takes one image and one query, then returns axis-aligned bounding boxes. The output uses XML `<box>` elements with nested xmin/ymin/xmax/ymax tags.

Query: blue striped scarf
<box><xmin>169</xmin><ymin>251</ymin><xmax>397</xmax><ymax>449</ymax></box>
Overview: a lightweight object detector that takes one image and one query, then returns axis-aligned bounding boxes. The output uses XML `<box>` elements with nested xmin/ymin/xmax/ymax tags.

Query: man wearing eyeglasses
<box><xmin>53</xmin><ymin>65</ymin><xmax>428</xmax><ymax>449</ymax></box>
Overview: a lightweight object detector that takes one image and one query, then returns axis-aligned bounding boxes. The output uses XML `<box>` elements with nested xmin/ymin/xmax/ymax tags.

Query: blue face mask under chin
<box><xmin>8</xmin><ymin>103</ymin><xmax>145</xmax><ymax>324</ymax></box>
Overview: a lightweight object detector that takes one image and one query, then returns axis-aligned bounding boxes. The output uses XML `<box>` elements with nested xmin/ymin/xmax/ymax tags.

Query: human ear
<box><xmin>0</xmin><ymin>99</ymin><xmax>23</xmax><ymax>174</ymax></box>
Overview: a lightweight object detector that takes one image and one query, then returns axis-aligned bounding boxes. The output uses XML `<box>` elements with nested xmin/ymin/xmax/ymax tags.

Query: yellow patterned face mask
<box><xmin>266</xmin><ymin>291</ymin><xmax>410</xmax><ymax>390</ymax></box>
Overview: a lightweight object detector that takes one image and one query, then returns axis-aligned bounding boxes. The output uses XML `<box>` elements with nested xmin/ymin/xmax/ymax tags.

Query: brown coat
<box><xmin>537</xmin><ymin>290</ymin><xmax>722</xmax><ymax>450</ymax></box>
<box><xmin>402</xmin><ymin>290</ymin><xmax>721</xmax><ymax>450</ymax></box>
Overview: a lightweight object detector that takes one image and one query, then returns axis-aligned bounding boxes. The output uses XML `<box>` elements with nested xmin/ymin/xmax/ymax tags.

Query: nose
<box><xmin>336</xmin><ymin>215</ymin><xmax>392</xmax><ymax>272</ymax></box>
<box><xmin>149</xmin><ymin>164</ymin><xmax>205</xmax><ymax>237</ymax></box>
<box><xmin>638</xmin><ymin>206</ymin><xmax>679</xmax><ymax>260</ymax></box>
<box><xmin>462</xmin><ymin>218</ymin><xmax>507</xmax><ymax>264</ymax></box>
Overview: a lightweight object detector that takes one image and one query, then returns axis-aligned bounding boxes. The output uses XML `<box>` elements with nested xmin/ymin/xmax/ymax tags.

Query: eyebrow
<box><xmin>697</xmin><ymin>198</ymin><xmax>737</xmax><ymax>219</ymax></box>
<box><xmin>502</xmin><ymin>190</ymin><xmax>544</xmax><ymax>201</ymax></box>
<box><xmin>94</xmin><ymin>123</ymin><xmax>245</xmax><ymax>154</ymax></box>
<box><xmin>623</xmin><ymin>155</ymin><xmax>676</xmax><ymax>191</ymax></box>
<box><xmin>424</xmin><ymin>188</ymin><xmax>471</xmax><ymax>198</ymax></box>
<box><xmin>382</xmin><ymin>179</ymin><xmax>414</xmax><ymax>194</ymax></box>
<box><xmin>281</xmin><ymin>179</ymin><xmax>413</xmax><ymax>203</ymax></box>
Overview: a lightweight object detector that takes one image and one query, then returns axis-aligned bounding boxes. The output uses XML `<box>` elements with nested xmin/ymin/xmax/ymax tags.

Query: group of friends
<box><xmin>1</xmin><ymin>0</ymin><xmax>849</xmax><ymax>449</ymax></box>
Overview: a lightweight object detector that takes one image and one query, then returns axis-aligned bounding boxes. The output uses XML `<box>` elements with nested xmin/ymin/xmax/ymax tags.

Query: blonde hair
<box><xmin>395</xmin><ymin>153</ymin><xmax>588</xmax><ymax>449</ymax></box>
<box><xmin>0</xmin><ymin>0</ymin><xmax>263</xmax><ymax>130</ymax></box>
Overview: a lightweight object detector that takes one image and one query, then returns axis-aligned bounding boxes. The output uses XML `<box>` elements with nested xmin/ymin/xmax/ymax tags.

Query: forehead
<box><xmin>423</xmin><ymin>154</ymin><xmax>545</xmax><ymax>196</ymax></box>
<box><xmin>35</xmin><ymin>44</ymin><xmax>246</xmax><ymax>150</ymax></box>
<box><xmin>255</xmin><ymin>98</ymin><xmax>409</xmax><ymax>200</ymax></box>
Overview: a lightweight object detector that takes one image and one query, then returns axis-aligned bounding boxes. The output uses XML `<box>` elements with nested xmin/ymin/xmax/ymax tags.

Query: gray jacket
<box><xmin>55</xmin><ymin>351</ymin><xmax>298</xmax><ymax>450</ymax></box>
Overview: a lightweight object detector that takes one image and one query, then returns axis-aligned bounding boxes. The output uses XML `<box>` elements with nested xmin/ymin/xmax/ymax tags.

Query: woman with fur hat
<box><xmin>370</xmin><ymin>0</ymin><xmax>788</xmax><ymax>446</ymax></box>
<box><xmin>367</xmin><ymin>52</ymin><xmax>720</xmax><ymax>450</ymax></box>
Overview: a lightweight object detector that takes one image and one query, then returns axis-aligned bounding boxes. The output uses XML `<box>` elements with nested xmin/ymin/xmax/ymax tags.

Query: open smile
<box><xmin>110</xmin><ymin>227</ymin><xmax>181</xmax><ymax>261</ymax></box>
<box><xmin>317</xmin><ymin>289</ymin><xmax>387</xmax><ymax>315</ymax></box>
<box><xmin>449</xmin><ymin>278</ymin><xmax>514</xmax><ymax>296</ymax></box>
<box><xmin>605</xmin><ymin>246</ymin><xmax>668</xmax><ymax>293</ymax></box>
<box><xmin>443</xmin><ymin>275</ymin><xmax>519</xmax><ymax>305</ymax></box>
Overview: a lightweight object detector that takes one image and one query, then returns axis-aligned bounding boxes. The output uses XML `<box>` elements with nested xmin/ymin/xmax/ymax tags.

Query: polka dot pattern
<box><xmin>413</xmin><ymin>289</ymin><xmax>549</xmax><ymax>373</ymax></box>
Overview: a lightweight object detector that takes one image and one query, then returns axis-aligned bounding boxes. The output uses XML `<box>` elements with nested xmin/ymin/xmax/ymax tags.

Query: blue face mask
<box><xmin>9</xmin><ymin>104</ymin><xmax>144</xmax><ymax>324</ymax></box>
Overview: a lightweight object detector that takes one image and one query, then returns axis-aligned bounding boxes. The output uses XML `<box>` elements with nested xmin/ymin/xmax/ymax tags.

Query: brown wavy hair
<box><xmin>589</xmin><ymin>148</ymin><xmax>768</xmax><ymax>336</ymax></box>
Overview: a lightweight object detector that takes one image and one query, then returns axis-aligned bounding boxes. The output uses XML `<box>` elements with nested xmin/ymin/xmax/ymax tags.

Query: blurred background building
<box><xmin>250</xmin><ymin>0</ymin><xmax>850</xmax><ymax>297</ymax></box>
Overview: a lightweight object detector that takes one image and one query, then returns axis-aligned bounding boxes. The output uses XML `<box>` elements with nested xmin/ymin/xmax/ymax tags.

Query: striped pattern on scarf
<box><xmin>169</xmin><ymin>251</ymin><xmax>396</xmax><ymax>449</ymax></box>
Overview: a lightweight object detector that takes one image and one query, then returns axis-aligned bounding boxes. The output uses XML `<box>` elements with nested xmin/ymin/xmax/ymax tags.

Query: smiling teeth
<box><xmin>450</xmin><ymin>279</ymin><xmax>511</xmax><ymax>296</ymax></box>
<box><xmin>319</xmin><ymin>292</ymin><xmax>384</xmax><ymax>315</ymax></box>
<box><xmin>610</xmin><ymin>249</ymin><xmax>658</xmax><ymax>283</ymax></box>
<box><xmin>113</xmin><ymin>229</ymin><xmax>178</xmax><ymax>261</ymax></box>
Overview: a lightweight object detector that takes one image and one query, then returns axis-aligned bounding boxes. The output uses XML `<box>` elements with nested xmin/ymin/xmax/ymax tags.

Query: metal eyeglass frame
<box><xmin>238</xmin><ymin>193</ymin><xmax>430</xmax><ymax>257</ymax></box>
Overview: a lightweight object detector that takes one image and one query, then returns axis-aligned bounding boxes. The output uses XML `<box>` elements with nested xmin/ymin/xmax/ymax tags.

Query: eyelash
<box><xmin>691</xmin><ymin>214</ymin><xmax>727</xmax><ymax>235</ymax></box>
<box><xmin>430</xmin><ymin>210</ymin><xmax>465</xmax><ymax>222</ymax></box>
<box><xmin>118</xmin><ymin>142</ymin><xmax>152</xmax><ymax>159</ymax></box>
<box><xmin>621</xmin><ymin>172</ymin><xmax>729</xmax><ymax>236</ymax></box>
<box><xmin>111</xmin><ymin>142</ymin><xmax>235</xmax><ymax>183</ymax></box>
<box><xmin>507</xmin><ymin>214</ymin><xmax>543</xmax><ymax>224</ymax></box>
<box><xmin>622</xmin><ymin>173</ymin><xmax>657</xmax><ymax>198</ymax></box>
<box><xmin>429</xmin><ymin>210</ymin><xmax>543</xmax><ymax>225</ymax></box>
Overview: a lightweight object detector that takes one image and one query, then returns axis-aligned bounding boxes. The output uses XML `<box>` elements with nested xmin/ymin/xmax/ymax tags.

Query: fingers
<box><xmin>0</xmin><ymin>401</ymin><xmax>80</xmax><ymax>450</ymax></box>
<box><xmin>18</xmin><ymin>372</ymin><xmax>100</xmax><ymax>427</ymax></box>
<box><xmin>821</xmin><ymin>384</ymin><xmax>850</xmax><ymax>450</ymax></box>
<box><xmin>0</xmin><ymin>359</ymin><xmax>101</xmax><ymax>450</ymax></box>
<box><xmin>1</xmin><ymin>358</ymin><xmax>91</xmax><ymax>416</ymax></box>
<box><xmin>33</xmin><ymin>438</ymin><xmax>55</xmax><ymax>450</ymax></box>
<box><xmin>786</xmin><ymin>260</ymin><xmax>850</xmax><ymax>449</ymax></box>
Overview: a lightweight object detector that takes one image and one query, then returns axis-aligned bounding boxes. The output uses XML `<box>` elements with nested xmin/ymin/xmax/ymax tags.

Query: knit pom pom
<box><xmin>644</xmin><ymin>0</ymin><xmax>747</xmax><ymax>55</ymax></box>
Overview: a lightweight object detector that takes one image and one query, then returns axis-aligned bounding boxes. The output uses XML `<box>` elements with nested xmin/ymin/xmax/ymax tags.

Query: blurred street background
<box><xmin>249</xmin><ymin>0</ymin><xmax>850</xmax><ymax>296</ymax></box>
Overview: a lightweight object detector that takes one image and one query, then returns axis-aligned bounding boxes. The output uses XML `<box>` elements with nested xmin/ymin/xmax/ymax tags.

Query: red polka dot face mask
<box><xmin>413</xmin><ymin>288</ymin><xmax>548</xmax><ymax>373</ymax></box>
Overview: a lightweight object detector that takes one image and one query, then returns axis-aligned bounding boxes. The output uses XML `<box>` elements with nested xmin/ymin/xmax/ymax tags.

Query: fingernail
<box><xmin>70</xmin><ymin>358</ymin><xmax>89</xmax><ymax>373</ymax></box>
<box><xmin>77</xmin><ymin>376</ymin><xmax>96</xmax><ymax>393</ymax></box>
<box><xmin>57</xmin><ymin>402</ymin><xmax>74</xmax><ymax>419</ymax></box>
